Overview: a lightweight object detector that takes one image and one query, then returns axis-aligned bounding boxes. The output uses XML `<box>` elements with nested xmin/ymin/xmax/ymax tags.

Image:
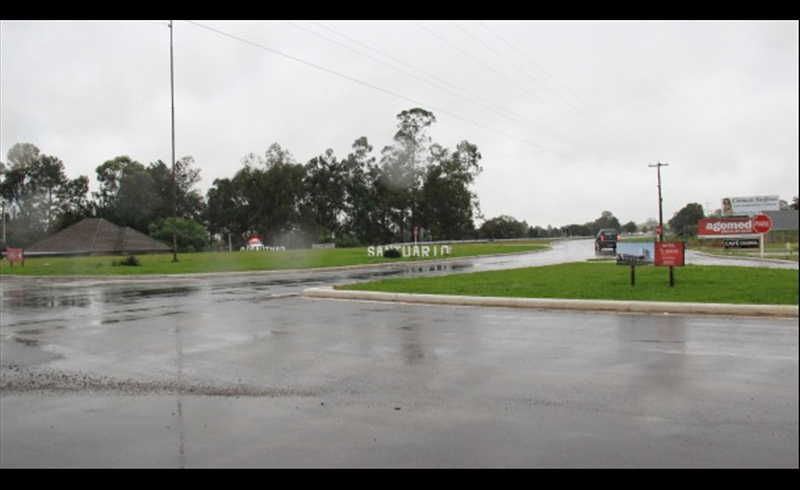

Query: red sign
<box><xmin>655</xmin><ymin>242</ymin><xmax>684</xmax><ymax>267</ymax></box>
<box><xmin>752</xmin><ymin>214</ymin><xmax>772</xmax><ymax>234</ymax></box>
<box><xmin>698</xmin><ymin>218</ymin><xmax>757</xmax><ymax>237</ymax></box>
<box><xmin>6</xmin><ymin>248</ymin><xmax>24</xmax><ymax>266</ymax></box>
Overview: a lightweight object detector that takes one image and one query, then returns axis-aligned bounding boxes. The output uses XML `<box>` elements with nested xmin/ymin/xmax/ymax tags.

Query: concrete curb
<box><xmin>302</xmin><ymin>287</ymin><xmax>799</xmax><ymax>318</ymax></box>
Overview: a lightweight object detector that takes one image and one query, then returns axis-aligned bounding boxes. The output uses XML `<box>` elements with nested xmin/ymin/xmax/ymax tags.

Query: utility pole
<box><xmin>650</xmin><ymin>162</ymin><xmax>677</xmax><ymax>287</ymax></box>
<box><xmin>1</xmin><ymin>198</ymin><xmax>6</xmax><ymax>245</ymax></box>
<box><xmin>170</xmin><ymin>20</ymin><xmax>179</xmax><ymax>263</ymax></box>
<box><xmin>649</xmin><ymin>162</ymin><xmax>668</xmax><ymax>242</ymax></box>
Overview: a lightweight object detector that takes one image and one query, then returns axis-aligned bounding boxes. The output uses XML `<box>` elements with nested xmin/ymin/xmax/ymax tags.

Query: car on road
<box><xmin>595</xmin><ymin>229</ymin><xmax>619</xmax><ymax>253</ymax></box>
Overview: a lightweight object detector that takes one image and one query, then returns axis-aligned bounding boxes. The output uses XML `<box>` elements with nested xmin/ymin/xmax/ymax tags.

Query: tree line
<box><xmin>479</xmin><ymin>211</ymin><xmax>641</xmax><ymax>240</ymax></box>
<box><xmin>0</xmin><ymin>108</ymin><xmax>484</xmax><ymax>251</ymax></box>
<box><xmin>7</xmin><ymin>105</ymin><xmax>789</xmax><ymax>251</ymax></box>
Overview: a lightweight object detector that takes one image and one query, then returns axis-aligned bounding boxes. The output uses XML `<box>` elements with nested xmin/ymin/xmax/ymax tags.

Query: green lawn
<box><xmin>0</xmin><ymin>242</ymin><xmax>547</xmax><ymax>277</ymax></box>
<box><xmin>342</xmin><ymin>262</ymin><xmax>799</xmax><ymax>305</ymax></box>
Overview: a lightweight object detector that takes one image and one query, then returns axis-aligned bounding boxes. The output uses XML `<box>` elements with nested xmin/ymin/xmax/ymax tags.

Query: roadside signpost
<box><xmin>617</xmin><ymin>241</ymin><xmax>684</xmax><ymax>287</ymax></box>
<box><xmin>699</xmin><ymin>212</ymin><xmax>774</xmax><ymax>259</ymax></box>
<box><xmin>752</xmin><ymin>214</ymin><xmax>773</xmax><ymax>234</ymax></box>
<box><xmin>655</xmin><ymin>242</ymin><xmax>685</xmax><ymax>267</ymax></box>
<box><xmin>655</xmin><ymin>242</ymin><xmax>685</xmax><ymax>287</ymax></box>
<box><xmin>6</xmin><ymin>248</ymin><xmax>24</xmax><ymax>267</ymax></box>
<box><xmin>753</xmin><ymin>213</ymin><xmax>773</xmax><ymax>259</ymax></box>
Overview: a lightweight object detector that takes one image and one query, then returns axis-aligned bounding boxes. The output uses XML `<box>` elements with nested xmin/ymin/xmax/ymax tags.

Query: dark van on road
<box><xmin>595</xmin><ymin>229</ymin><xmax>619</xmax><ymax>253</ymax></box>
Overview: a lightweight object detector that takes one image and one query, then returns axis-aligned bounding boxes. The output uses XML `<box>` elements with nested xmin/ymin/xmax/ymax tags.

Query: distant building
<box><xmin>25</xmin><ymin>218</ymin><xmax>171</xmax><ymax>256</ymax></box>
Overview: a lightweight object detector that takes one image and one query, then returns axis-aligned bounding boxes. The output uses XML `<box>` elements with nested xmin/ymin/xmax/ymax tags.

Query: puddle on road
<box><xmin>100</xmin><ymin>310</ymin><xmax>185</xmax><ymax>325</ymax></box>
<box><xmin>13</xmin><ymin>337</ymin><xmax>39</xmax><ymax>347</ymax></box>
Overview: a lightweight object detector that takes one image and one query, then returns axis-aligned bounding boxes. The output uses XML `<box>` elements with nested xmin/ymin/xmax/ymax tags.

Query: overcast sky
<box><xmin>2</xmin><ymin>20</ymin><xmax>797</xmax><ymax>228</ymax></box>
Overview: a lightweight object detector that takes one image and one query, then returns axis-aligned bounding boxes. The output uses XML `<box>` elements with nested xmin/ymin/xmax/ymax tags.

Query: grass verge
<box><xmin>0</xmin><ymin>242</ymin><xmax>547</xmax><ymax>277</ymax></box>
<box><xmin>341</xmin><ymin>262</ymin><xmax>799</xmax><ymax>305</ymax></box>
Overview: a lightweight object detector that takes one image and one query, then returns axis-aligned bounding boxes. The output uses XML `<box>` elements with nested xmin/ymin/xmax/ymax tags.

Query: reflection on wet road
<box><xmin>1</xmin><ymin>239</ymin><xmax>797</xmax><ymax>467</ymax></box>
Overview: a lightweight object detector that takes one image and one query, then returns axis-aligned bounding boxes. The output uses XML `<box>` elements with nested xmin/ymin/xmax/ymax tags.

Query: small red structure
<box><xmin>6</xmin><ymin>248</ymin><xmax>24</xmax><ymax>267</ymax></box>
<box><xmin>244</xmin><ymin>237</ymin><xmax>265</xmax><ymax>251</ymax></box>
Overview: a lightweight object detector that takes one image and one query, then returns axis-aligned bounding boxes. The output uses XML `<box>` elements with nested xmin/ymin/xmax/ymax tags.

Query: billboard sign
<box><xmin>722</xmin><ymin>195</ymin><xmax>780</xmax><ymax>217</ymax></box>
<box><xmin>698</xmin><ymin>218</ymin><xmax>760</xmax><ymax>238</ymax></box>
<box><xmin>615</xmin><ymin>242</ymin><xmax>654</xmax><ymax>265</ymax></box>
<box><xmin>655</xmin><ymin>242</ymin><xmax>685</xmax><ymax>267</ymax></box>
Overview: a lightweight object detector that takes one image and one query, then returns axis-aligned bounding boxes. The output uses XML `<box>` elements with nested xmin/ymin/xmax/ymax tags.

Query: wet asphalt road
<box><xmin>1</xmin><ymin>240</ymin><xmax>798</xmax><ymax>467</ymax></box>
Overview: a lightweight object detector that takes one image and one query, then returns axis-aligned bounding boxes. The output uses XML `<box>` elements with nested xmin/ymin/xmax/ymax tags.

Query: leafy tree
<box><xmin>528</xmin><ymin>225</ymin><xmax>550</xmax><ymax>238</ymax></box>
<box><xmin>792</xmin><ymin>195</ymin><xmax>798</xmax><ymax>210</ymax></box>
<box><xmin>228</xmin><ymin>144</ymin><xmax>310</xmax><ymax>246</ymax></box>
<box><xmin>420</xmin><ymin>140</ymin><xmax>483</xmax><ymax>240</ymax></box>
<box><xmin>149</xmin><ymin>217</ymin><xmax>209</xmax><ymax>252</ymax></box>
<box><xmin>668</xmin><ymin>202</ymin><xmax>705</xmax><ymax>238</ymax></box>
<box><xmin>341</xmin><ymin>137</ymin><xmax>382</xmax><ymax>244</ymax></box>
<box><xmin>1</xmin><ymin>143</ymin><xmax>82</xmax><ymax>246</ymax></box>
<box><xmin>54</xmin><ymin>176</ymin><xmax>92</xmax><ymax>231</ymax></box>
<box><xmin>147</xmin><ymin>157</ymin><xmax>206</xmax><ymax>222</ymax></box>
<box><xmin>260</xmin><ymin>158</ymin><xmax>310</xmax><ymax>245</ymax></box>
<box><xmin>622</xmin><ymin>221</ymin><xmax>637</xmax><ymax>234</ymax></box>
<box><xmin>94</xmin><ymin>156</ymin><xmax>154</xmax><ymax>232</ymax></box>
<box><xmin>379</xmin><ymin>108</ymin><xmax>437</xmax><ymax>241</ymax></box>
<box><xmin>586</xmin><ymin>211</ymin><xmax>622</xmax><ymax>235</ymax></box>
<box><xmin>205</xmin><ymin>177</ymin><xmax>249</xmax><ymax>249</ymax></box>
<box><xmin>94</xmin><ymin>156</ymin><xmax>131</xmax><ymax>212</ymax></box>
<box><xmin>304</xmin><ymin>149</ymin><xmax>345</xmax><ymax>241</ymax></box>
<box><xmin>562</xmin><ymin>223</ymin><xmax>591</xmax><ymax>237</ymax></box>
<box><xmin>479</xmin><ymin>215</ymin><xmax>529</xmax><ymax>239</ymax></box>
<box><xmin>29</xmin><ymin>154</ymin><xmax>67</xmax><ymax>230</ymax></box>
<box><xmin>202</xmin><ymin>109</ymin><xmax>489</xmax><ymax>248</ymax></box>
<box><xmin>1</xmin><ymin>144</ymin><xmax>44</xmax><ymax>244</ymax></box>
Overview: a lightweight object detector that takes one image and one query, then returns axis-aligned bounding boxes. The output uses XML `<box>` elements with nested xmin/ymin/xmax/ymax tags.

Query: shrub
<box><xmin>335</xmin><ymin>234</ymin><xmax>360</xmax><ymax>249</ymax></box>
<box><xmin>382</xmin><ymin>248</ymin><xmax>401</xmax><ymax>258</ymax></box>
<box><xmin>112</xmin><ymin>255</ymin><xmax>141</xmax><ymax>267</ymax></box>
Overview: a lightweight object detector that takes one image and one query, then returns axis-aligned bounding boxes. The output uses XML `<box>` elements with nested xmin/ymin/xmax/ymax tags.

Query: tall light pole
<box><xmin>170</xmin><ymin>20</ymin><xmax>178</xmax><ymax>263</ymax></box>
<box><xmin>649</xmin><ymin>162</ymin><xmax>668</xmax><ymax>242</ymax></box>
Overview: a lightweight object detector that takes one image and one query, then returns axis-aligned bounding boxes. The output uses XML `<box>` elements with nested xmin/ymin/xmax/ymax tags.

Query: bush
<box><xmin>382</xmin><ymin>248</ymin><xmax>401</xmax><ymax>258</ymax></box>
<box><xmin>335</xmin><ymin>234</ymin><xmax>360</xmax><ymax>249</ymax></box>
<box><xmin>112</xmin><ymin>255</ymin><xmax>141</xmax><ymax>267</ymax></box>
<box><xmin>149</xmin><ymin>218</ymin><xmax>209</xmax><ymax>253</ymax></box>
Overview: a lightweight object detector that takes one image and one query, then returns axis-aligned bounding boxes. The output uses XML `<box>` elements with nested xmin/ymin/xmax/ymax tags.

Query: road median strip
<box><xmin>302</xmin><ymin>287</ymin><xmax>799</xmax><ymax>318</ymax></box>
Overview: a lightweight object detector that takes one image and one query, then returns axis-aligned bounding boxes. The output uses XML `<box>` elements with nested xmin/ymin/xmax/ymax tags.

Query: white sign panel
<box><xmin>721</xmin><ymin>195</ymin><xmax>780</xmax><ymax>217</ymax></box>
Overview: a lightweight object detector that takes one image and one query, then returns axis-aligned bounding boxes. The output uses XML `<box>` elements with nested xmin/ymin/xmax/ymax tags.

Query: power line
<box><xmin>182</xmin><ymin>20</ymin><xmax>664</xmax><ymax>188</ymax></box>
<box><xmin>478</xmin><ymin>21</ymin><xmax>647</xmax><ymax>155</ymax></box>
<box><xmin>448</xmin><ymin>21</ymin><xmax>627</xmax><ymax>156</ymax></box>
<box><xmin>287</xmin><ymin>21</ymin><xmax>607</xmax><ymax>159</ymax></box>
<box><xmin>186</xmin><ymin>21</ymin><xmax>610</xmax><ymax>168</ymax></box>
